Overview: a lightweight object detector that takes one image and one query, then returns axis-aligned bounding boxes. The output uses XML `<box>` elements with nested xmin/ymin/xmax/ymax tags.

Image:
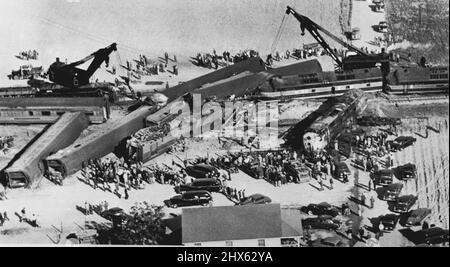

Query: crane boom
<box><xmin>286</xmin><ymin>6</ymin><xmax>389</xmax><ymax>74</ymax></box>
<box><xmin>48</xmin><ymin>43</ymin><xmax>117</xmax><ymax>88</ymax></box>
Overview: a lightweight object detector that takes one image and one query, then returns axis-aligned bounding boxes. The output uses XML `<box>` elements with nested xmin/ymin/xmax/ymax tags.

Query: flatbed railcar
<box><xmin>0</xmin><ymin>97</ymin><xmax>110</xmax><ymax>124</ymax></box>
<box><xmin>3</xmin><ymin>112</ymin><xmax>89</xmax><ymax>188</ymax></box>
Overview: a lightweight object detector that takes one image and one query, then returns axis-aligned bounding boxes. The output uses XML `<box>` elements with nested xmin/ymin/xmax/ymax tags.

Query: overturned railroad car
<box><xmin>44</xmin><ymin>106</ymin><xmax>156</xmax><ymax>178</ymax></box>
<box><xmin>3</xmin><ymin>112</ymin><xmax>89</xmax><ymax>188</ymax></box>
<box><xmin>302</xmin><ymin>91</ymin><xmax>362</xmax><ymax>152</ymax></box>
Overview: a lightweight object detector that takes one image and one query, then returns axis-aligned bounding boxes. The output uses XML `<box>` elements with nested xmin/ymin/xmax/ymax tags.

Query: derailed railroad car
<box><xmin>44</xmin><ymin>106</ymin><xmax>156</xmax><ymax>178</ymax></box>
<box><xmin>3</xmin><ymin>112</ymin><xmax>89</xmax><ymax>188</ymax></box>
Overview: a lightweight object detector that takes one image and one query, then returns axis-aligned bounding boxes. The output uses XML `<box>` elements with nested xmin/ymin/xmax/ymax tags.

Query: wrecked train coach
<box><xmin>3</xmin><ymin>112</ymin><xmax>89</xmax><ymax>188</ymax></box>
<box><xmin>44</xmin><ymin>106</ymin><xmax>157</xmax><ymax>178</ymax></box>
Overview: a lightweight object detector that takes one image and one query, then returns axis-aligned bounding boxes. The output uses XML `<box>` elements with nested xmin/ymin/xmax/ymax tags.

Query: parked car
<box><xmin>380</xmin><ymin>183</ymin><xmax>403</xmax><ymax>201</ymax></box>
<box><xmin>239</xmin><ymin>194</ymin><xmax>272</xmax><ymax>205</ymax></box>
<box><xmin>311</xmin><ymin>236</ymin><xmax>349</xmax><ymax>247</ymax></box>
<box><xmin>174</xmin><ymin>178</ymin><xmax>222</xmax><ymax>193</ymax></box>
<box><xmin>387</xmin><ymin>136</ymin><xmax>416</xmax><ymax>152</ymax></box>
<box><xmin>185</xmin><ymin>164</ymin><xmax>220</xmax><ymax>178</ymax></box>
<box><xmin>405</xmin><ymin>208</ymin><xmax>432</xmax><ymax>227</ymax></box>
<box><xmin>164</xmin><ymin>190</ymin><xmax>212</xmax><ymax>208</ymax></box>
<box><xmin>378</xmin><ymin>21</ymin><xmax>388</xmax><ymax>28</ymax></box>
<box><xmin>101</xmin><ymin>207</ymin><xmax>130</xmax><ymax>227</ymax></box>
<box><xmin>392</xmin><ymin>195</ymin><xmax>418</xmax><ymax>213</ymax></box>
<box><xmin>334</xmin><ymin>162</ymin><xmax>351</xmax><ymax>182</ymax></box>
<box><xmin>397</xmin><ymin>163</ymin><xmax>417</xmax><ymax>180</ymax></box>
<box><xmin>416</xmin><ymin>227</ymin><xmax>449</xmax><ymax>245</ymax></box>
<box><xmin>376</xmin><ymin>21</ymin><xmax>388</xmax><ymax>33</ymax></box>
<box><xmin>371</xmin><ymin>169</ymin><xmax>394</xmax><ymax>186</ymax></box>
<box><xmin>301</xmin><ymin>202</ymin><xmax>340</xmax><ymax>217</ymax></box>
<box><xmin>379</xmin><ymin>214</ymin><xmax>399</xmax><ymax>231</ymax></box>
<box><xmin>302</xmin><ymin>215</ymin><xmax>341</xmax><ymax>231</ymax></box>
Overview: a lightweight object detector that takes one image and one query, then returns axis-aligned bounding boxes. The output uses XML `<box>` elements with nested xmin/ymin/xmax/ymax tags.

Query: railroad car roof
<box><xmin>0</xmin><ymin>97</ymin><xmax>107</xmax><ymax>108</ymax></box>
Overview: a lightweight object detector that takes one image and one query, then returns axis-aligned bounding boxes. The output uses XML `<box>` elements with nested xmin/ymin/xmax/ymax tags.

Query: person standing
<box><xmin>368</xmin><ymin>179</ymin><xmax>374</xmax><ymax>192</ymax></box>
<box><xmin>123</xmin><ymin>188</ymin><xmax>129</xmax><ymax>200</ymax></box>
<box><xmin>329</xmin><ymin>177</ymin><xmax>334</xmax><ymax>190</ymax></box>
<box><xmin>319</xmin><ymin>177</ymin><xmax>323</xmax><ymax>191</ymax></box>
<box><xmin>370</xmin><ymin>196</ymin><xmax>375</xmax><ymax>209</ymax></box>
<box><xmin>164</xmin><ymin>52</ymin><xmax>169</xmax><ymax>64</ymax></box>
<box><xmin>361</xmin><ymin>193</ymin><xmax>366</xmax><ymax>207</ymax></box>
<box><xmin>359</xmin><ymin>227</ymin><xmax>365</xmax><ymax>241</ymax></box>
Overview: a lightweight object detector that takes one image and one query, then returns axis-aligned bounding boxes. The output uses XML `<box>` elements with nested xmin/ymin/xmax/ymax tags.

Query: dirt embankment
<box><xmin>339</xmin><ymin>0</ymin><xmax>353</xmax><ymax>33</ymax></box>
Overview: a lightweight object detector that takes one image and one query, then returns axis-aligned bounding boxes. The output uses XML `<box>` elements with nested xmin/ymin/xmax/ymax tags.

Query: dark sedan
<box><xmin>379</xmin><ymin>214</ymin><xmax>399</xmax><ymax>231</ymax></box>
<box><xmin>392</xmin><ymin>195</ymin><xmax>417</xmax><ymax>213</ymax></box>
<box><xmin>302</xmin><ymin>215</ymin><xmax>341</xmax><ymax>231</ymax></box>
<box><xmin>416</xmin><ymin>227</ymin><xmax>449</xmax><ymax>245</ymax></box>
<box><xmin>239</xmin><ymin>194</ymin><xmax>272</xmax><ymax>205</ymax></box>
<box><xmin>380</xmin><ymin>183</ymin><xmax>403</xmax><ymax>201</ymax></box>
<box><xmin>301</xmin><ymin>202</ymin><xmax>340</xmax><ymax>217</ymax></box>
<box><xmin>387</xmin><ymin>136</ymin><xmax>416</xmax><ymax>152</ymax></box>
<box><xmin>174</xmin><ymin>178</ymin><xmax>222</xmax><ymax>193</ymax></box>
<box><xmin>164</xmin><ymin>190</ymin><xmax>212</xmax><ymax>208</ymax></box>
<box><xmin>185</xmin><ymin>164</ymin><xmax>219</xmax><ymax>178</ymax></box>
<box><xmin>405</xmin><ymin>208</ymin><xmax>432</xmax><ymax>227</ymax></box>
<box><xmin>397</xmin><ymin>163</ymin><xmax>417</xmax><ymax>180</ymax></box>
<box><xmin>371</xmin><ymin>169</ymin><xmax>394</xmax><ymax>186</ymax></box>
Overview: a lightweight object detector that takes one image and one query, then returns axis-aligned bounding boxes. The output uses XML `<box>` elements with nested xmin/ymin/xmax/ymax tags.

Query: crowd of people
<box><xmin>193</xmin><ymin>43</ymin><xmax>349</xmax><ymax>70</ymax></box>
<box><xmin>120</xmin><ymin>51</ymin><xmax>178</xmax><ymax>80</ymax></box>
<box><xmin>193</xmin><ymin>49</ymin><xmax>260</xmax><ymax>69</ymax></box>
<box><xmin>18</xmin><ymin>50</ymin><xmax>39</xmax><ymax>60</ymax></box>
<box><xmin>228</xmin><ymin>148</ymin><xmax>342</xmax><ymax>189</ymax></box>
<box><xmin>0</xmin><ymin>136</ymin><xmax>14</xmax><ymax>154</ymax></box>
<box><xmin>341</xmin><ymin>128</ymin><xmax>397</xmax><ymax>171</ymax></box>
<box><xmin>80</xmin><ymin>158</ymin><xmax>154</xmax><ymax>199</ymax></box>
